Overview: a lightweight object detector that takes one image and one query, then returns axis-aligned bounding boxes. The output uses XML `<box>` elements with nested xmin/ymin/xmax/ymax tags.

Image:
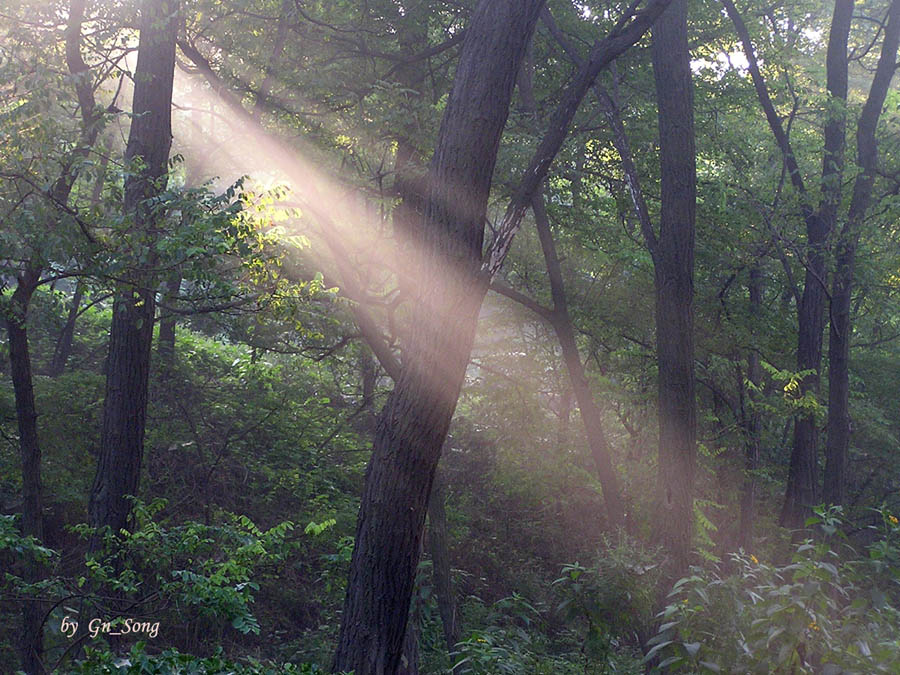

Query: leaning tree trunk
<box><xmin>332</xmin><ymin>1</ymin><xmax>673</xmax><ymax>670</ymax></box>
<box><xmin>331</xmin><ymin>3</ymin><xmax>545</xmax><ymax>672</ymax></box>
<box><xmin>649</xmin><ymin>0</ymin><xmax>697</xmax><ymax>573</ymax></box>
<box><xmin>89</xmin><ymin>0</ymin><xmax>178</xmax><ymax>543</ymax></box>
<box><xmin>532</xmin><ymin>194</ymin><xmax>625</xmax><ymax>528</ymax></box>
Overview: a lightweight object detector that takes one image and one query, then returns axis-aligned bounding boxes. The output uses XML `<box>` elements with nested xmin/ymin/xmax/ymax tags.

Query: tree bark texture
<box><xmin>89</xmin><ymin>0</ymin><xmax>178</xmax><ymax>540</ymax></box>
<box><xmin>6</xmin><ymin>2</ymin><xmax>105</xmax><ymax>667</ymax></box>
<box><xmin>824</xmin><ymin>0</ymin><xmax>900</xmax><ymax>506</ymax></box>
<box><xmin>780</xmin><ymin>0</ymin><xmax>854</xmax><ymax>529</ymax></box>
<box><xmin>5</xmin><ymin>268</ymin><xmax>44</xmax><ymax>675</ymax></box>
<box><xmin>650</xmin><ymin>0</ymin><xmax>697</xmax><ymax>572</ymax></box>
<box><xmin>331</xmin><ymin>2</ymin><xmax>545</xmax><ymax>672</ymax></box>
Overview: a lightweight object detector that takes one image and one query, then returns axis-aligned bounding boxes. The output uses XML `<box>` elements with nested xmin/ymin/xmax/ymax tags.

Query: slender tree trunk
<box><xmin>739</xmin><ymin>266</ymin><xmax>763</xmax><ymax>548</ymax></box>
<box><xmin>89</xmin><ymin>0</ymin><xmax>178</xmax><ymax>542</ymax></box>
<box><xmin>781</xmin><ymin>0</ymin><xmax>853</xmax><ymax>528</ymax></box>
<box><xmin>824</xmin><ymin>0</ymin><xmax>900</xmax><ymax>506</ymax></box>
<box><xmin>650</xmin><ymin>0</ymin><xmax>697</xmax><ymax>572</ymax></box>
<box><xmin>6</xmin><ymin>0</ymin><xmax>105</xmax><ymax>662</ymax></box>
<box><xmin>332</xmin><ymin>3</ymin><xmax>545</xmax><ymax>672</ymax></box>
<box><xmin>49</xmin><ymin>279</ymin><xmax>84</xmax><ymax>377</ymax></box>
<box><xmin>156</xmin><ymin>272</ymin><xmax>181</xmax><ymax>364</ymax></box>
<box><xmin>428</xmin><ymin>470</ymin><xmax>459</xmax><ymax>654</ymax></box>
<box><xmin>514</xmin><ymin>43</ymin><xmax>624</xmax><ymax>528</ymax></box>
<box><xmin>532</xmin><ymin>195</ymin><xmax>624</xmax><ymax>528</ymax></box>
<box><xmin>720</xmin><ymin>0</ymin><xmax>852</xmax><ymax>530</ymax></box>
<box><xmin>5</xmin><ymin>268</ymin><xmax>44</xmax><ymax>675</ymax></box>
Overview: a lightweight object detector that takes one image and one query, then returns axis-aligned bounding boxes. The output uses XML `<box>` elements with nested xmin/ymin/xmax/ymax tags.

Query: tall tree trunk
<box><xmin>781</xmin><ymin>0</ymin><xmax>853</xmax><ymax>528</ymax></box>
<box><xmin>5</xmin><ymin>268</ymin><xmax>44</xmax><ymax>675</ymax></box>
<box><xmin>739</xmin><ymin>266</ymin><xmax>763</xmax><ymax>548</ymax></box>
<box><xmin>6</xmin><ymin>1</ymin><xmax>105</xmax><ymax>665</ymax></box>
<box><xmin>824</xmin><ymin>0</ymin><xmax>900</xmax><ymax>506</ymax></box>
<box><xmin>333</xmin><ymin>2</ymin><xmax>671</xmax><ymax>670</ymax></box>
<box><xmin>532</xmin><ymin>194</ymin><xmax>625</xmax><ymax>528</ymax></box>
<box><xmin>650</xmin><ymin>0</ymin><xmax>697</xmax><ymax>572</ymax></box>
<box><xmin>48</xmin><ymin>279</ymin><xmax>84</xmax><ymax>377</ymax></box>
<box><xmin>513</xmin><ymin>42</ymin><xmax>624</xmax><ymax>529</ymax></box>
<box><xmin>89</xmin><ymin>0</ymin><xmax>178</xmax><ymax>542</ymax></box>
<box><xmin>720</xmin><ymin>0</ymin><xmax>854</xmax><ymax>530</ymax></box>
<box><xmin>332</xmin><ymin>3</ymin><xmax>545</xmax><ymax>672</ymax></box>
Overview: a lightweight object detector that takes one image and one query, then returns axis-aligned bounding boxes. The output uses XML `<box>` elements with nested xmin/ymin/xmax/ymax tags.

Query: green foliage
<box><xmin>0</xmin><ymin>513</ymin><xmax>56</xmax><ymax>564</ymax></box>
<box><xmin>67</xmin><ymin>641</ymin><xmax>321</xmax><ymax>674</ymax></box>
<box><xmin>3</xmin><ymin>0</ymin><xmax>900</xmax><ymax>671</ymax></box>
<box><xmin>68</xmin><ymin>501</ymin><xmax>296</xmax><ymax>641</ymax></box>
<box><xmin>552</xmin><ymin>535</ymin><xmax>661</xmax><ymax>670</ymax></box>
<box><xmin>451</xmin><ymin>593</ymin><xmax>588</xmax><ymax>675</ymax></box>
<box><xmin>647</xmin><ymin>506</ymin><xmax>900</xmax><ymax>673</ymax></box>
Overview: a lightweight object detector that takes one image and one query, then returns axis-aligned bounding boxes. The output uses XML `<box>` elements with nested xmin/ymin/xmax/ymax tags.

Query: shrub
<box><xmin>646</xmin><ymin>506</ymin><xmax>900</xmax><ymax>673</ymax></box>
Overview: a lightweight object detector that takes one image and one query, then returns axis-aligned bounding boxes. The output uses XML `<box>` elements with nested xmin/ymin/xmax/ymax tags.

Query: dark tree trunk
<box><xmin>49</xmin><ymin>145</ymin><xmax>109</xmax><ymax>379</ymax></box>
<box><xmin>89</xmin><ymin>0</ymin><xmax>178</xmax><ymax>542</ymax></box>
<box><xmin>739</xmin><ymin>266</ymin><xmax>763</xmax><ymax>548</ymax></box>
<box><xmin>512</xmin><ymin>43</ymin><xmax>624</xmax><ymax>528</ymax></box>
<box><xmin>824</xmin><ymin>0</ymin><xmax>900</xmax><ymax>506</ymax></box>
<box><xmin>532</xmin><ymin>194</ymin><xmax>624</xmax><ymax>528</ymax></box>
<box><xmin>781</xmin><ymin>0</ymin><xmax>853</xmax><ymax>528</ymax></box>
<box><xmin>721</xmin><ymin>0</ymin><xmax>848</xmax><ymax>530</ymax></box>
<box><xmin>557</xmin><ymin>387</ymin><xmax>572</xmax><ymax>451</ymax></box>
<box><xmin>428</xmin><ymin>470</ymin><xmax>459</xmax><ymax>654</ymax></box>
<box><xmin>332</xmin><ymin>3</ymin><xmax>545</xmax><ymax>672</ymax></box>
<box><xmin>89</xmin><ymin>288</ymin><xmax>157</xmax><ymax>538</ymax></box>
<box><xmin>49</xmin><ymin>279</ymin><xmax>84</xmax><ymax>377</ymax></box>
<box><xmin>6</xmin><ymin>1</ymin><xmax>105</xmax><ymax>665</ymax></box>
<box><xmin>5</xmin><ymin>268</ymin><xmax>44</xmax><ymax>675</ymax></box>
<box><xmin>650</xmin><ymin>0</ymin><xmax>697</xmax><ymax>572</ymax></box>
<box><xmin>333</xmin><ymin>1</ymin><xmax>671</xmax><ymax>670</ymax></box>
<box><xmin>398</xmin><ymin>583</ymin><xmax>422</xmax><ymax>675</ymax></box>
<box><xmin>780</xmin><ymin>270</ymin><xmax>827</xmax><ymax>528</ymax></box>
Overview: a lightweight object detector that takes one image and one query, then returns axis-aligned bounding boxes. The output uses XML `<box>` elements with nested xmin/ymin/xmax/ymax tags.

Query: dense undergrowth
<box><xmin>2</xmin><ymin>292</ymin><xmax>900</xmax><ymax>674</ymax></box>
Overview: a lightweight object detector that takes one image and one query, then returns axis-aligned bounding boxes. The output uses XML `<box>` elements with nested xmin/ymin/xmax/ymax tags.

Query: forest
<box><xmin>2</xmin><ymin>0</ymin><xmax>900</xmax><ymax>672</ymax></box>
